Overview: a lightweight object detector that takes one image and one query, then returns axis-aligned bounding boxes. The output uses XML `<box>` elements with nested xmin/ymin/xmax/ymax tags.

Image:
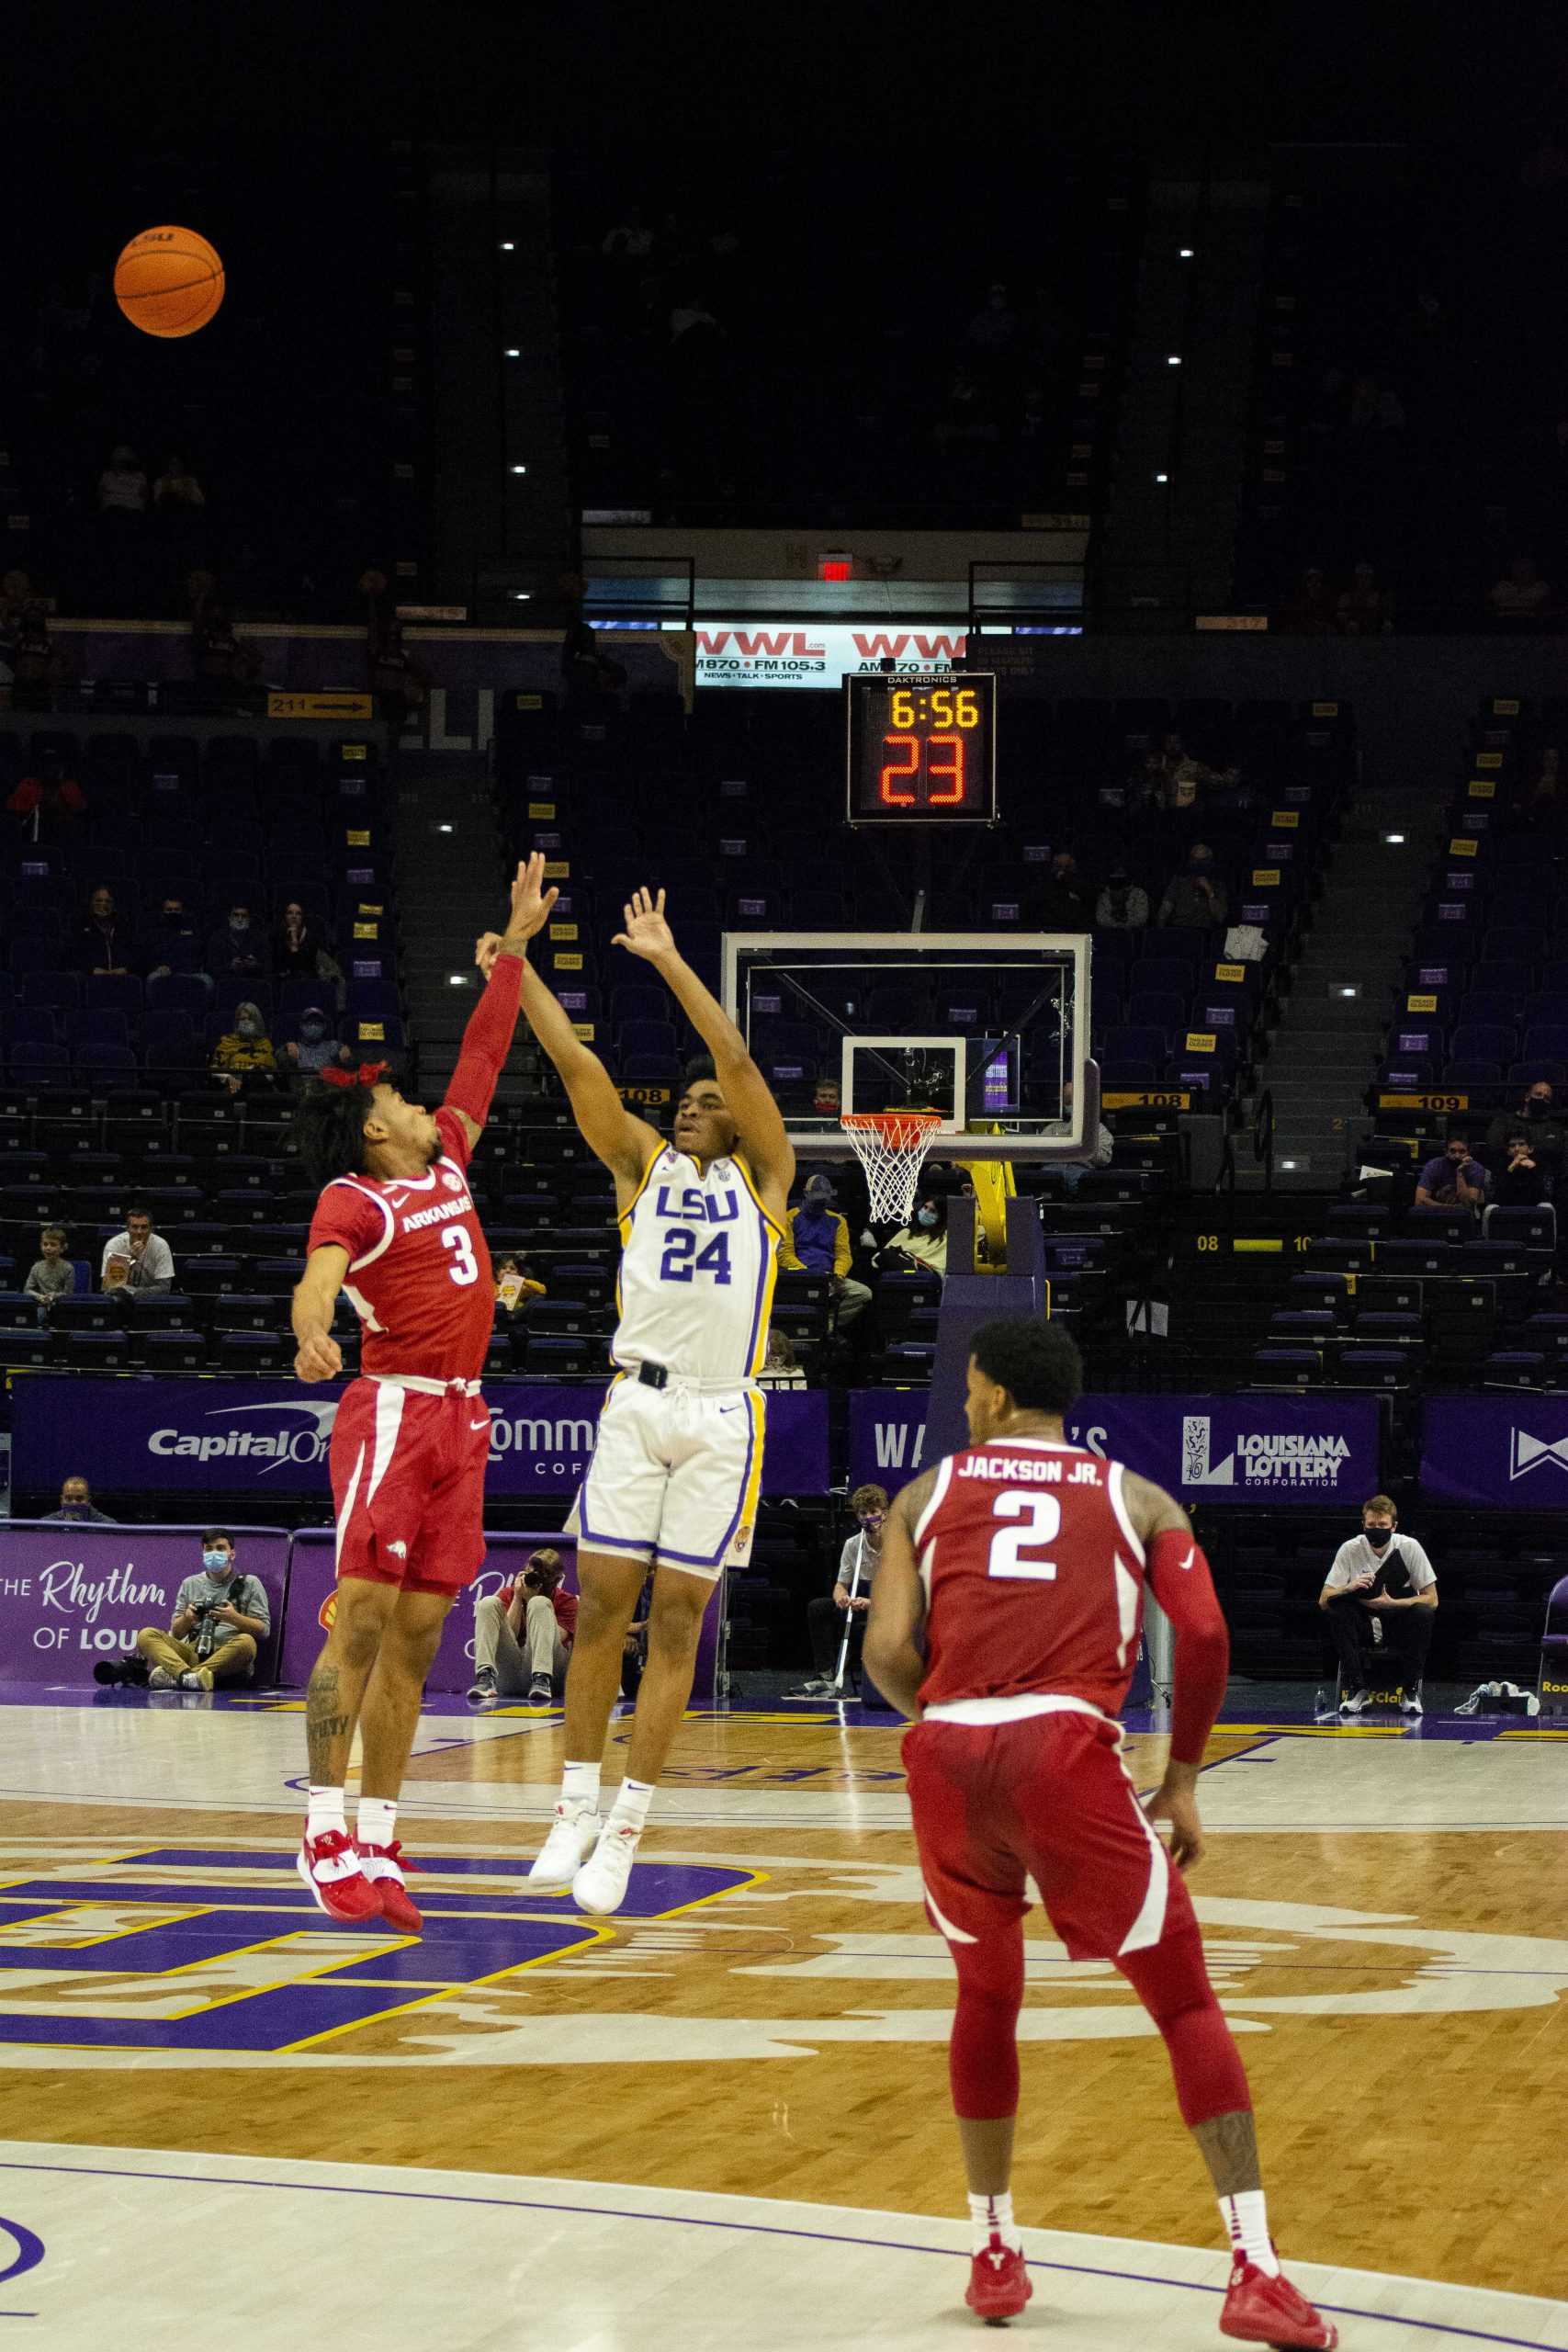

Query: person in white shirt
<box><xmin>100</xmin><ymin>1204</ymin><xmax>175</xmax><ymax>1295</ymax></box>
<box><xmin>795</xmin><ymin>1485</ymin><xmax>888</xmax><ymax>1696</ymax></box>
<box><xmin>1318</xmin><ymin>1495</ymin><xmax>1437</xmax><ymax>1716</ymax></box>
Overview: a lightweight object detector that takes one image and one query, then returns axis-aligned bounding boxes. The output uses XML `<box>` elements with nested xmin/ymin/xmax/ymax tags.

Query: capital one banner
<box><xmin>850</xmin><ymin>1391</ymin><xmax>1381</xmax><ymax>1506</ymax></box>
<box><xmin>10</xmin><ymin>1379</ymin><xmax>828</xmax><ymax>1502</ymax></box>
<box><xmin>1419</xmin><ymin>1397</ymin><xmax>1568</xmax><ymax>1508</ymax></box>
<box><xmin>0</xmin><ymin>1523</ymin><xmax>289</xmax><ymax>1683</ymax></box>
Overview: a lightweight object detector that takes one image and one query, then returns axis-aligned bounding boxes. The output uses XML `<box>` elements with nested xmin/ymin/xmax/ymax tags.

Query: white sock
<box><xmin>606</xmin><ymin>1775</ymin><xmax>655</xmax><ymax>1836</ymax></box>
<box><xmin>561</xmin><ymin>1760</ymin><xmax>602</xmax><ymax>1813</ymax></box>
<box><xmin>1221</xmin><ymin>2189</ymin><xmax>1279</xmax><ymax>2276</ymax></box>
<box><xmin>306</xmin><ymin>1785</ymin><xmax>345</xmax><ymax>1840</ymax></box>
<box><xmin>967</xmin><ymin>2190</ymin><xmax>1021</xmax><ymax>2255</ymax></box>
<box><xmin>356</xmin><ymin>1797</ymin><xmax>397</xmax><ymax>1849</ymax></box>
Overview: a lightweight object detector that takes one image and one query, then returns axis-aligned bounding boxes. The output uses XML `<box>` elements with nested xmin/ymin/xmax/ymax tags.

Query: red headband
<box><xmin>320</xmin><ymin>1061</ymin><xmax>389</xmax><ymax>1091</ymax></box>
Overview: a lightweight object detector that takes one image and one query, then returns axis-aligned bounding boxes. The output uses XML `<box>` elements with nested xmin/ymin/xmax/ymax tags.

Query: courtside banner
<box><xmin>850</xmin><ymin>1391</ymin><xmax>1381</xmax><ymax>1504</ymax></box>
<box><xmin>9</xmin><ymin>1378</ymin><xmax>828</xmax><ymax>1501</ymax></box>
<box><xmin>1419</xmin><ymin>1397</ymin><xmax>1568</xmax><ymax>1507</ymax></box>
<box><xmin>278</xmin><ymin>1530</ymin><xmax>725</xmax><ymax>1702</ymax></box>
<box><xmin>0</xmin><ymin>1522</ymin><xmax>289</xmax><ymax>1681</ymax></box>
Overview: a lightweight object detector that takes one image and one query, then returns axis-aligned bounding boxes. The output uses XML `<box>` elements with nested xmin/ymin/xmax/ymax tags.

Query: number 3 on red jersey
<box><xmin>442</xmin><ymin>1225</ymin><xmax>479</xmax><ymax>1286</ymax></box>
<box><xmin>987</xmin><ymin>1488</ymin><xmax>1060</xmax><ymax>1582</ymax></box>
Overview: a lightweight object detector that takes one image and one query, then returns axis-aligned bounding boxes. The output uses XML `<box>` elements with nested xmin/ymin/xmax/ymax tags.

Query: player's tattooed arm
<box><xmin>863</xmin><ymin>1470</ymin><xmax>936</xmax><ymax>1720</ymax></box>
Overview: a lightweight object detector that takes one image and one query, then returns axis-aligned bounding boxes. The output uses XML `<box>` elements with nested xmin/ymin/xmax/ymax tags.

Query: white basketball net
<box><xmin>840</xmin><ymin>1111</ymin><xmax>944</xmax><ymax>1225</ymax></box>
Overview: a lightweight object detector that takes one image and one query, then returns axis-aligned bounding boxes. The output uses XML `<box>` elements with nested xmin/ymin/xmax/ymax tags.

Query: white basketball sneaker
<box><xmin>525</xmin><ymin>1802</ymin><xmax>604</xmax><ymax>1894</ymax></box>
<box><xmin>571</xmin><ymin>1820</ymin><xmax>641</xmax><ymax>1916</ymax></box>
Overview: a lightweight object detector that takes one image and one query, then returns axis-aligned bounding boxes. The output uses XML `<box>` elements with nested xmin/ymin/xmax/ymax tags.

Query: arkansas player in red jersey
<box><xmin>287</xmin><ymin>854</ymin><xmax>559</xmax><ymax>1932</ymax></box>
<box><xmin>865</xmin><ymin>1317</ymin><xmax>1337</xmax><ymax>2349</ymax></box>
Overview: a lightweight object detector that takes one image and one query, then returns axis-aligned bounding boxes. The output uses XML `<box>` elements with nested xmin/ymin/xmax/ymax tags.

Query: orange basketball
<box><xmin>114</xmin><ymin>224</ymin><xmax>225</xmax><ymax>339</ymax></box>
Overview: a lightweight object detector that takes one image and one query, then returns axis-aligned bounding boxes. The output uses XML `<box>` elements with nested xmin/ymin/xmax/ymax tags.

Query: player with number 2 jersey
<box><xmin>865</xmin><ymin>1317</ymin><xmax>1337</xmax><ymax>2348</ymax></box>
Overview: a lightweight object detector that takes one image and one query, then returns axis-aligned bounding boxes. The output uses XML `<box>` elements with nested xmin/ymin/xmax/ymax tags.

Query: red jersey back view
<box><xmin>914</xmin><ymin>1435</ymin><xmax>1150</xmax><ymax>1717</ymax></box>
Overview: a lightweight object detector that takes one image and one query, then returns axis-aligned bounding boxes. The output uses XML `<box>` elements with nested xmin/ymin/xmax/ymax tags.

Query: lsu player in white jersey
<box><xmin>488</xmin><ymin>887</ymin><xmax>795</xmax><ymax>1914</ymax></box>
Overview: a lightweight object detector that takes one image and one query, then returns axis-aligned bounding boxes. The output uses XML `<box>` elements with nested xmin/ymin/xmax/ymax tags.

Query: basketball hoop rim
<box><xmin>840</xmin><ymin>1111</ymin><xmax>944</xmax><ymax>1141</ymax></box>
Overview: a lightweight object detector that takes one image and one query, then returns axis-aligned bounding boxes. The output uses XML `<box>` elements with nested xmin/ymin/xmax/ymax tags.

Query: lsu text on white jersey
<box><xmin>612</xmin><ymin>1147</ymin><xmax>782</xmax><ymax>1385</ymax></box>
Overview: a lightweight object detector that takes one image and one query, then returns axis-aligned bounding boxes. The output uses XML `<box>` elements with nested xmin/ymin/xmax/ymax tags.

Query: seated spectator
<box><xmin>758</xmin><ymin>1327</ymin><xmax>807</xmax><ymax>1388</ymax></box>
<box><xmin>7</xmin><ymin>748</ymin><xmax>85</xmax><ymax>842</ymax></box>
<box><xmin>23</xmin><ymin>1224</ymin><xmax>75</xmax><ymax>1311</ymax></box>
<box><xmin>874</xmin><ymin>1193</ymin><xmax>950</xmax><ymax>1275</ymax></box>
<box><xmin>811</xmin><ymin>1076</ymin><xmax>842</xmax><ymax>1122</ymax></box>
<box><xmin>1415</xmin><ymin>1130</ymin><xmax>1486</xmax><ymax>1211</ymax></box>
<box><xmin>102</xmin><ymin>1204</ymin><xmax>175</xmax><ymax>1295</ymax></box>
<box><xmin>1095</xmin><ymin>867</ymin><xmax>1150</xmax><ymax>929</ymax></box>
<box><xmin>284</xmin><ymin>1006</ymin><xmax>354</xmax><ymax>1079</ymax></box>
<box><xmin>1037</xmin><ymin>849</ymin><xmax>1091</xmax><ymax>930</ymax></box>
<box><xmin>275</xmin><ymin>901</ymin><xmax>343</xmax><ymax>988</ymax></box>
<box><xmin>1318</xmin><ymin>1495</ymin><xmax>1436</xmax><ymax>1716</ymax></box>
<box><xmin>1156</xmin><ymin>731</ymin><xmax>1233</xmax><ymax>810</ymax></box>
<box><xmin>780</xmin><ymin>1173</ymin><xmax>872</xmax><ymax>1328</ymax></box>
<box><xmin>1157</xmin><ymin>842</ymin><xmax>1228</xmax><ymax>929</ymax></box>
<box><xmin>468</xmin><ymin>1548</ymin><xmax>576</xmax><ymax>1705</ymax></box>
<box><xmin>795</xmin><ymin>1486</ymin><xmax>887</xmax><ymax>1698</ymax></box>
<box><xmin>135</xmin><ymin>1528</ymin><xmax>270</xmax><ymax>1690</ymax></box>
<box><xmin>212</xmin><ymin>1001</ymin><xmax>280</xmax><ymax>1096</ymax></box>
<box><xmin>207</xmin><ymin>899</ymin><xmax>270</xmax><ymax>979</ymax></box>
<box><xmin>1278</xmin><ymin>565</ymin><xmax>1336</xmax><ymax>635</ymax></box>
<box><xmin>187</xmin><ymin>571</ymin><xmax>258</xmax><ymax>685</ymax></box>
<box><xmin>1336</xmin><ymin>560</ymin><xmax>1393</xmax><ymax>636</ymax></box>
<box><xmin>8</xmin><ymin>603</ymin><xmax>61</xmax><ymax>711</ymax></box>
<box><xmin>493</xmin><ymin>1253</ymin><xmax>546</xmax><ymax>1315</ymax></box>
<box><xmin>153</xmin><ymin>453</ymin><xmax>206</xmax><ymax>509</ymax></box>
<box><xmin>97</xmin><ymin>443</ymin><xmax>148</xmax><ymax>514</ymax></box>
<box><xmin>1494</xmin><ymin>1128</ymin><xmax>1551</xmax><ymax>1206</ymax></box>
<box><xmin>76</xmin><ymin>883</ymin><xmax>136</xmax><ymax>976</ymax></box>
<box><xmin>146</xmin><ymin>897</ymin><xmax>204</xmax><ymax>978</ymax></box>
<box><xmin>1515</xmin><ymin>745</ymin><xmax>1567</xmax><ymax>832</ymax></box>
<box><xmin>1485</xmin><ymin>1080</ymin><xmax>1564</xmax><ymax>1172</ymax></box>
<box><xmin>42</xmin><ymin>1474</ymin><xmax>115</xmax><ymax>1526</ymax></box>
<box><xmin>1489</xmin><ymin>554</ymin><xmax>1553</xmax><ymax>624</ymax></box>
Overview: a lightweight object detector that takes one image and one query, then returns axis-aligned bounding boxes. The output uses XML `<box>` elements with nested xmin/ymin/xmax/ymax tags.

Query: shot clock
<box><xmin>844</xmin><ymin>671</ymin><xmax>997</xmax><ymax>825</ymax></box>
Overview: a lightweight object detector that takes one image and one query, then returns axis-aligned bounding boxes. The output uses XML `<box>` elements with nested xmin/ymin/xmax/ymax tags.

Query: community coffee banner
<box><xmin>850</xmin><ymin>1391</ymin><xmax>1382</xmax><ymax>1507</ymax></box>
<box><xmin>1419</xmin><ymin>1397</ymin><xmax>1568</xmax><ymax>1509</ymax></box>
<box><xmin>10</xmin><ymin>1379</ymin><xmax>829</xmax><ymax>1503</ymax></box>
<box><xmin>0</xmin><ymin>1522</ymin><xmax>290</xmax><ymax>1682</ymax></box>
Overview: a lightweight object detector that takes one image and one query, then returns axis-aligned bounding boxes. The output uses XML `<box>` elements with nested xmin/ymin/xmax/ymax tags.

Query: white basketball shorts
<box><xmin>568</xmin><ymin>1375</ymin><xmax>765</xmax><ymax>1581</ymax></box>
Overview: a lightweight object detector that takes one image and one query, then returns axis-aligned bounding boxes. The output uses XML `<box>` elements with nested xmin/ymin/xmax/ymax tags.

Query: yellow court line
<box><xmin>1499</xmin><ymin>1726</ymin><xmax>1568</xmax><ymax>1738</ymax></box>
<box><xmin>279</xmin><ymin>1917</ymin><xmax>615</xmax><ymax>2053</ymax></box>
<box><xmin>1216</xmin><ymin>1722</ymin><xmax>1410</xmax><ymax>1738</ymax></box>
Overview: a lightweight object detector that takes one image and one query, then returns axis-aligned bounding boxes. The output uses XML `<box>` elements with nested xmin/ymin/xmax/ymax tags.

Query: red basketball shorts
<box><xmin>329</xmin><ymin>1374</ymin><xmax>491</xmax><ymax>1596</ymax></box>
<box><xmin>903</xmin><ymin>1704</ymin><xmax>1197</xmax><ymax>1962</ymax></box>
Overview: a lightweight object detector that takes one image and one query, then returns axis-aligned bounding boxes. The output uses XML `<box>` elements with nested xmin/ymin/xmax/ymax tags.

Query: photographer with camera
<box><xmin>1318</xmin><ymin>1495</ymin><xmax>1438</xmax><ymax>1717</ymax></box>
<box><xmin>468</xmin><ymin>1546</ymin><xmax>578</xmax><ymax>1706</ymax></box>
<box><xmin>134</xmin><ymin>1531</ymin><xmax>271</xmax><ymax>1691</ymax></box>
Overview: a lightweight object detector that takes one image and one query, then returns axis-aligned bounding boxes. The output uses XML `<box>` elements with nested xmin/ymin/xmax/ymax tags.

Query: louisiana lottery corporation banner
<box><xmin>0</xmin><ymin>1522</ymin><xmax>290</xmax><ymax>1683</ymax></box>
<box><xmin>1419</xmin><ymin>1396</ymin><xmax>1568</xmax><ymax>1509</ymax></box>
<box><xmin>10</xmin><ymin>1378</ymin><xmax>829</xmax><ymax>1503</ymax></box>
<box><xmin>850</xmin><ymin>1391</ymin><xmax>1382</xmax><ymax>1507</ymax></box>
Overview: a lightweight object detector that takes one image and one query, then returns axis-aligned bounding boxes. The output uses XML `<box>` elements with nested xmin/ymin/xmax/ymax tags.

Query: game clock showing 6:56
<box><xmin>844</xmin><ymin>671</ymin><xmax>998</xmax><ymax>825</ymax></box>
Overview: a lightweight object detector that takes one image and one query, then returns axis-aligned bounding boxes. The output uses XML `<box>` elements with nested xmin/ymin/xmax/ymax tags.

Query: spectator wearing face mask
<box><xmin>42</xmin><ymin>1475</ymin><xmax>115</xmax><ymax>1525</ymax></box>
<box><xmin>1416</xmin><ymin>1130</ymin><xmax>1486</xmax><ymax>1211</ymax></box>
<box><xmin>1157</xmin><ymin>843</ymin><xmax>1228</xmax><ymax>930</ymax></box>
<box><xmin>780</xmin><ymin>1173</ymin><xmax>873</xmax><ymax>1328</ymax></box>
<box><xmin>1486</xmin><ymin>1081</ymin><xmax>1565</xmax><ymax>1176</ymax></box>
<box><xmin>1493</xmin><ymin>1129</ymin><xmax>1551</xmax><ymax>1206</ymax></box>
<box><xmin>145</xmin><ymin>897</ymin><xmax>205</xmax><ymax>979</ymax></box>
<box><xmin>211</xmin><ymin>1001</ymin><xmax>279</xmax><ymax>1096</ymax></box>
<box><xmin>135</xmin><ymin>1529</ymin><xmax>270</xmax><ymax>1691</ymax></box>
<box><xmin>1318</xmin><ymin>1496</ymin><xmax>1437</xmax><ymax>1716</ymax></box>
<box><xmin>1037</xmin><ymin>850</ymin><xmax>1092</xmax><ymax>931</ymax></box>
<box><xmin>284</xmin><ymin>1006</ymin><xmax>353</xmax><ymax>1079</ymax></box>
<box><xmin>1095</xmin><ymin>867</ymin><xmax>1150</xmax><ymax>930</ymax></box>
<box><xmin>875</xmin><ymin>1193</ymin><xmax>949</xmax><ymax>1275</ymax></box>
<box><xmin>206</xmin><ymin>901</ymin><xmax>269</xmax><ymax>978</ymax></box>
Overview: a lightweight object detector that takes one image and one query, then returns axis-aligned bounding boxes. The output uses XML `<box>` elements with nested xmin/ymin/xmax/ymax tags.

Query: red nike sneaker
<box><xmin>359</xmin><ymin>1839</ymin><xmax>423</xmax><ymax>1934</ymax></box>
<box><xmin>1220</xmin><ymin>2254</ymin><xmax>1338</xmax><ymax>2348</ymax></box>
<box><xmin>965</xmin><ymin>2234</ymin><xmax>1032</xmax><ymax>2324</ymax></box>
<box><xmin>296</xmin><ymin>1828</ymin><xmax>383</xmax><ymax>1924</ymax></box>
